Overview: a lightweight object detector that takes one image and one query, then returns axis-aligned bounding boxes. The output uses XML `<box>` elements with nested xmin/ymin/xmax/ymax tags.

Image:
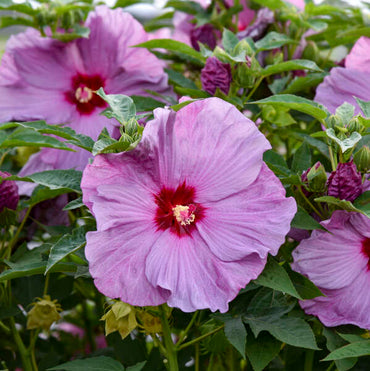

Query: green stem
<box><xmin>296</xmin><ymin>186</ymin><xmax>324</xmax><ymax>220</ymax></box>
<box><xmin>159</xmin><ymin>305</ymin><xmax>178</xmax><ymax>371</ymax></box>
<box><xmin>43</xmin><ymin>274</ymin><xmax>50</xmax><ymax>297</ymax></box>
<box><xmin>304</xmin><ymin>349</ymin><xmax>314</xmax><ymax>371</ymax></box>
<box><xmin>177</xmin><ymin>325</ymin><xmax>224</xmax><ymax>351</ymax></box>
<box><xmin>9</xmin><ymin>317</ymin><xmax>33</xmax><ymax>371</ymax></box>
<box><xmin>176</xmin><ymin>311</ymin><xmax>198</xmax><ymax>346</ymax></box>
<box><xmin>328</xmin><ymin>146</ymin><xmax>337</xmax><ymax>171</ymax></box>
<box><xmin>245</xmin><ymin>76</ymin><xmax>263</xmax><ymax>102</ymax></box>
<box><xmin>8</xmin><ymin>207</ymin><xmax>32</xmax><ymax>253</ymax></box>
<box><xmin>29</xmin><ymin>330</ymin><xmax>39</xmax><ymax>371</ymax></box>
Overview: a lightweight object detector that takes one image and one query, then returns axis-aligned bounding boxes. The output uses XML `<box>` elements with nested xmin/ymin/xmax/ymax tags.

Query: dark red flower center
<box><xmin>362</xmin><ymin>238</ymin><xmax>370</xmax><ymax>271</ymax></box>
<box><xmin>154</xmin><ymin>182</ymin><xmax>205</xmax><ymax>237</ymax></box>
<box><xmin>65</xmin><ymin>74</ymin><xmax>107</xmax><ymax>115</ymax></box>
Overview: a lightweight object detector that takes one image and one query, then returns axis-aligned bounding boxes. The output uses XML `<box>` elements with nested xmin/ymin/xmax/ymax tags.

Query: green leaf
<box><xmin>216</xmin><ymin>314</ymin><xmax>246</xmax><ymax>359</ymax></box>
<box><xmin>282</xmin><ymin>73</ymin><xmax>326</xmax><ymax>94</ymax></box>
<box><xmin>353</xmin><ymin>191</ymin><xmax>370</xmax><ymax>218</ymax></box>
<box><xmin>262</xmin><ymin>60</ymin><xmax>322</xmax><ymax>77</ymax></box>
<box><xmin>291</xmin><ymin>141</ymin><xmax>311</xmax><ymax>173</ymax></box>
<box><xmin>0</xmin><ymin>127</ymin><xmax>74</xmax><ymax>151</ymax></box>
<box><xmin>252</xmin><ymin>0</ymin><xmax>286</xmax><ymax>10</ymax></box>
<box><xmin>291</xmin><ymin>206</ymin><xmax>325</xmax><ymax>231</ymax></box>
<box><xmin>26</xmin><ymin>186</ymin><xmax>72</xmax><ymax>207</ymax></box>
<box><xmin>314</xmin><ymin>196</ymin><xmax>368</xmax><ymax>216</ymax></box>
<box><xmin>126</xmin><ymin>361</ymin><xmax>147</xmax><ymax>371</ymax></box>
<box><xmin>355</xmin><ymin>97</ymin><xmax>370</xmax><ymax>118</ymax></box>
<box><xmin>322</xmin><ymin>340</ymin><xmax>370</xmax><ymax>361</ymax></box>
<box><xmin>335</xmin><ymin>102</ymin><xmax>355</xmax><ymax>123</ymax></box>
<box><xmin>254</xmin><ymin>256</ymin><xmax>302</xmax><ymax>299</ymax></box>
<box><xmin>45</xmin><ymin>227</ymin><xmax>86</xmax><ymax>274</ymax></box>
<box><xmin>286</xmin><ymin>266</ymin><xmax>324</xmax><ymax>300</ymax></box>
<box><xmin>251</xmin><ymin>94</ymin><xmax>328</xmax><ymax>120</ymax></box>
<box><xmin>0</xmin><ymin>208</ymin><xmax>17</xmax><ymax>228</ymax></box>
<box><xmin>47</xmin><ymin>356</ymin><xmax>125</xmax><ymax>371</ymax></box>
<box><xmin>246</xmin><ymin>332</ymin><xmax>281</xmax><ymax>371</ymax></box>
<box><xmin>326</xmin><ymin>129</ymin><xmax>362</xmax><ymax>153</ymax></box>
<box><xmin>164</xmin><ymin>0</ymin><xmax>205</xmax><ymax>15</ymax></box>
<box><xmin>0</xmin><ymin>120</ymin><xmax>94</xmax><ymax>152</ymax></box>
<box><xmin>28</xmin><ymin>170</ymin><xmax>82</xmax><ymax>194</ymax></box>
<box><xmin>165</xmin><ymin>68</ymin><xmax>198</xmax><ymax>89</ymax></box>
<box><xmin>63</xmin><ymin>197</ymin><xmax>84</xmax><ymax>211</ymax></box>
<box><xmin>131</xmin><ymin>96</ymin><xmax>165</xmax><ymax>112</ymax></box>
<box><xmin>97</xmin><ymin>88</ymin><xmax>136</xmax><ymax>124</ymax></box>
<box><xmin>222</xmin><ymin>28</ymin><xmax>239</xmax><ymax>54</ymax></box>
<box><xmin>255</xmin><ymin>32</ymin><xmax>296</xmax><ymax>52</ymax></box>
<box><xmin>134</xmin><ymin>39</ymin><xmax>206</xmax><ymax>65</ymax></box>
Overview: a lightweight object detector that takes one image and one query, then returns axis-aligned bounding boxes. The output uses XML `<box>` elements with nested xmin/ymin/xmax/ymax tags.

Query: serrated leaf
<box><xmin>97</xmin><ymin>88</ymin><xmax>136</xmax><ymax>124</ymax></box>
<box><xmin>251</xmin><ymin>94</ymin><xmax>328</xmax><ymax>120</ymax></box>
<box><xmin>45</xmin><ymin>227</ymin><xmax>86</xmax><ymax>274</ymax></box>
<box><xmin>292</xmin><ymin>141</ymin><xmax>311</xmax><ymax>173</ymax></box>
<box><xmin>131</xmin><ymin>95</ymin><xmax>165</xmax><ymax>112</ymax></box>
<box><xmin>47</xmin><ymin>356</ymin><xmax>125</xmax><ymax>370</ymax></box>
<box><xmin>254</xmin><ymin>256</ymin><xmax>302</xmax><ymax>299</ymax></box>
<box><xmin>26</xmin><ymin>186</ymin><xmax>71</xmax><ymax>207</ymax></box>
<box><xmin>63</xmin><ymin>197</ymin><xmax>84</xmax><ymax>211</ymax></box>
<box><xmin>335</xmin><ymin>102</ymin><xmax>355</xmax><ymax>123</ymax></box>
<box><xmin>355</xmin><ymin>97</ymin><xmax>370</xmax><ymax>118</ymax></box>
<box><xmin>322</xmin><ymin>340</ymin><xmax>370</xmax><ymax>361</ymax></box>
<box><xmin>165</xmin><ymin>68</ymin><xmax>198</xmax><ymax>89</ymax></box>
<box><xmin>353</xmin><ymin>191</ymin><xmax>370</xmax><ymax>217</ymax></box>
<box><xmin>326</xmin><ymin>128</ymin><xmax>362</xmax><ymax>153</ymax></box>
<box><xmin>222</xmin><ymin>28</ymin><xmax>239</xmax><ymax>54</ymax></box>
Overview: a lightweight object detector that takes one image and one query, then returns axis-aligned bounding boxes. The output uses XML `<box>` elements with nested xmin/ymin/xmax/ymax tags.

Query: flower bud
<box><xmin>101</xmin><ymin>301</ymin><xmax>137</xmax><ymax>340</ymax></box>
<box><xmin>201</xmin><ymin>57</ymin><xmax>231</xmax><ymax>95</ymax></box>
<box><xmin>306</xmin><ymin>162</ymin><xmax>327</xmax><ymax>193</ymax></box>
<box><xmin>327</xmin><ymin>161</ymin><xmax>363</xmax><ymax>202</ymax></box>
<box><xmin>137</xmin><ymin>311</ymin><xmax>162</xmax><ymax>334</ymax></box>
<box><xmin>347</xmin><ymin>117</ymin><xmax>363</xmax><ymax>134</ymax></box>
<box><xmin>190</xmin><ymin>24</ymin><xmax>217</xmax><ymax>51</ymax></box>
<box><xmin>353</xmin><ymin>146</ymin><xmax>370</xmax><ymax>173</ymax></box>
<box><xmin>0</xmin><ymin>171</ymin><xmax>19</xmax><ymax>213</ymax></box>
<box><xmin>27</xmin><ymin>295</ymin><xmax>61</xmax><ymax>331</ymax></box>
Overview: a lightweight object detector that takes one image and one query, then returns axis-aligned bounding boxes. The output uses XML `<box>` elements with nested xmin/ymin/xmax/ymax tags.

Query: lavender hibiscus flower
<box><xmin>0</xmin><ymin>6</ymin><xmax>170</xmax><ymax>193</ymax></box>
<box><xmin>81</xmin><ymin>98</ymin><xmax>296</xmax><ymax>312</ymax></box>
<box><xmin>292</xmin><ymin>211</ymin><xmax>370</xmax><ymax>329</ymax></box>
<box><xmin>315</xmin><ymin>36</ymin><xmax>370</xmax><ymax>113</ymax></box>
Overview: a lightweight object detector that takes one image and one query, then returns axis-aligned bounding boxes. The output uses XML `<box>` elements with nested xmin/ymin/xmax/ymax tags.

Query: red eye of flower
<box><xmin>362</xmin><ymin>238</ymin><xmax>370</xmax><ymax>271</ymax></box>
<box><xmin>154</xmin><ymin>182</ymin><xmax>205</xmax><ymax>237</ymax></box>
<box><xmin>65</xmin><ymin>74</ymin><xmax>107</xmax><ymax>115</ymax></box>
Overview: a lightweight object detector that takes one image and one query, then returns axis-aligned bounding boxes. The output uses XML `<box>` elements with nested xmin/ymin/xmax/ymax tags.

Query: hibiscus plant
<box><xmin>0</xmin><ymin>0</ymin><xmax>369</xmax><ymax>370</ymax></box>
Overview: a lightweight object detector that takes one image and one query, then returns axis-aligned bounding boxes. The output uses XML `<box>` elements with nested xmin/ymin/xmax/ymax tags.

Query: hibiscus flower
<box><xmin>292</xmin><ymin>211</ymin><xmax>370</xmax><ymax>329</ymax></box>
<box><xmin>81</xmin><ymin>98</ymin><xmax>296</xmax><ymax>312</ymax></box>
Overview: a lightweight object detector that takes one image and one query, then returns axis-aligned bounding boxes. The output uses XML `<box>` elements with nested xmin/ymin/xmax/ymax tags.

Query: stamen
<box><xmin>172</xmin><ymin>204</ymin><xmax>196</xmax><ymax>226</ymax></box>
<box><xmin>75</xmin><ymin>86</ymin><xmax>93</xmax><ymax>103</ymax></box>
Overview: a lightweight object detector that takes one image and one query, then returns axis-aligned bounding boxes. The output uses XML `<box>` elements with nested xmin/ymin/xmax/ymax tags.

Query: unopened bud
<box><xmin>190</xmin><ymin>24</ymin><xmax>217</xmax><ymax>51</ymax></box>
<box><xmin>353</xmin><ymin>146</ymin><xmax>370</xmax><ymax>173</ymax></box>
<box><xmin>27</xmin><ymin>295</ymin><xmax>61</xmax><ymax>331</ymax></box>
<box><xmin>306</xmin><ymin>162</ymin><xmax>327</xmax><ymax>193</ymax></box>
<box><xmin>327</xmin><ymin>161</ymin><xmax>363</xmax><ymax>202</ymax></box>
<box><xmin>137</xmin><ymin>311</ymin><xmax>162</xmax><ymax>334</ymax></box>
<box><xmin>0</xmin><ymin>171</ymin><xmax>19</xmax><ymax>213</ymax></box>
<box><xmin>101</xmin><ymin>301</ymin><xmax>137</xmax><ymax>340</ymax></box>
<box><xmin>201</xmin><ymin>57</ymin><xmax>231</xmax><ymax>95</ymax></box>
<box><xmin>347</xmin><ymin>117</ymin><xmax>364</xmax><ymax>134</ymax></box>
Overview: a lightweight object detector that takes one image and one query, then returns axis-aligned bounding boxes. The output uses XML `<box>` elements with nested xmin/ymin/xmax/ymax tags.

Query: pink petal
<box><xmin>345</xmin><ymin>36</ymin><xmax>370</xmax><ymax>72</ymax></box>
<box><xmin>197</xmin><ymin>164</ymin><xmax>296</xmax><ymax>261</ymax></box>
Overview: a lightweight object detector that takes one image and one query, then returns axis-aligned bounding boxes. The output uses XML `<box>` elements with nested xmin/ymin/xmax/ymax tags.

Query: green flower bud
<box><xmin>27</xmin><ymin>295</ymin><xmax>61</xmax><ymax>331</ymax></box>
<box><xmin>101</xmin><ymin>301</ymin><xmax>137</xmax><ymax>340</ymax></box>
<box><xmin>302</xmin><ymin>41</ymin><xmax>321</xmax><ymax>64</ymax></box>
<box><xmin>306</xmin><ymin>162</ymin><xmax>327</xmax><ymax>193</ymax></box>
<box><xmin>353</xmin><ymin>146</ymin><xmax>370</xmax><ymax>173</ymax></box>
<box><xmin>347</xmin><ymin>117</ymin><xmax>364</xmax><ymax>134</ymax></box>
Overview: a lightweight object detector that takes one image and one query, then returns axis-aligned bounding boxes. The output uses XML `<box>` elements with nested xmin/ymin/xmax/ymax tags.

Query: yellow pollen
<box><xmin>75</xmin><ymin>86</ymin><xmax>93</xmax><ymax>103</ymax></box>
<box><xmin>172</xmin><ymin>205</ymin><xmax>195</xmax><ymax>226</ymax></box>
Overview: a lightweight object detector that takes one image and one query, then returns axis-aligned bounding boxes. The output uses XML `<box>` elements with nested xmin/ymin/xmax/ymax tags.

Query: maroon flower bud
<box><xmin>190</xmin><ymin>24</ymin><xmax>217</xmax><ymax>51</ymax></box>
<box><xmin>237</xmin><ymin>8</ymin><xmax>274</xmax><ymax>41</ymax></box>
<box><xmin>0</xmin><ymin>171</ymin><xmax>19</xmax><ymax>213</ymax></box>
<box><xmin>327</xmin><ymin>161</ymin><xmax>363</xmax><ymax>202</ymax></box>
<box><xmin>201</xmin><ymin>57</ymin><xmax>232</xmax><ymax>95</ymax></box>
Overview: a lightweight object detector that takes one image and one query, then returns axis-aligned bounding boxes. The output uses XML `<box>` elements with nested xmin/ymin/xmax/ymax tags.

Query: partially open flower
<box><xmin>101</xmin><ymin>301</ymin><xmax>137</xmax><ymax>340</ymax></box>
<box><xmin>327</xmin><ymin>161</ymin><xmax>363</xmax><ymax>202</ymax></box>
<box><xmin>201</xmin><ymin>57</ymin><xmax>231</xmax><ymax>95</ymax></box>
<box><xmin>27</xmin><ymin>295</ymin><xmax>61</xmax><ymax>331</ymax></box>
<box><xmin>0</xmin><ymin>171</ymin><xmax>19</xmax><ymax>213</ymax></box>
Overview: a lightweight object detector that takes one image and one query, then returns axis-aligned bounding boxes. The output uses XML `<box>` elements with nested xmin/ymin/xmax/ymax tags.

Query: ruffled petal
<box><xmin>86</xmin><ymin>226</ymin><xmax>169</xmax><ymax>306</ymax></box>
<box><xmin>345</xmin><ymin>36</ymin><xmax>370</xmax><ymax>73</ymax></box>
<box><xmin>197</xmin><ymin>164</ymin><xmax>296</xmax><ymax>261</ymax></box>
<box><xmin>143</xmin><ymin>98</ymin><xmax>271</xmax><ymax>201</ymax></box>
<box><xmin>315</xmin><ymin>67</ymin><xmax>370</xmax><ymax>114</ymax></box>
<box><xmin>145</xmin><ymin>230</ymin><xmax>267</xmax><ymax>312</ymax></box>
